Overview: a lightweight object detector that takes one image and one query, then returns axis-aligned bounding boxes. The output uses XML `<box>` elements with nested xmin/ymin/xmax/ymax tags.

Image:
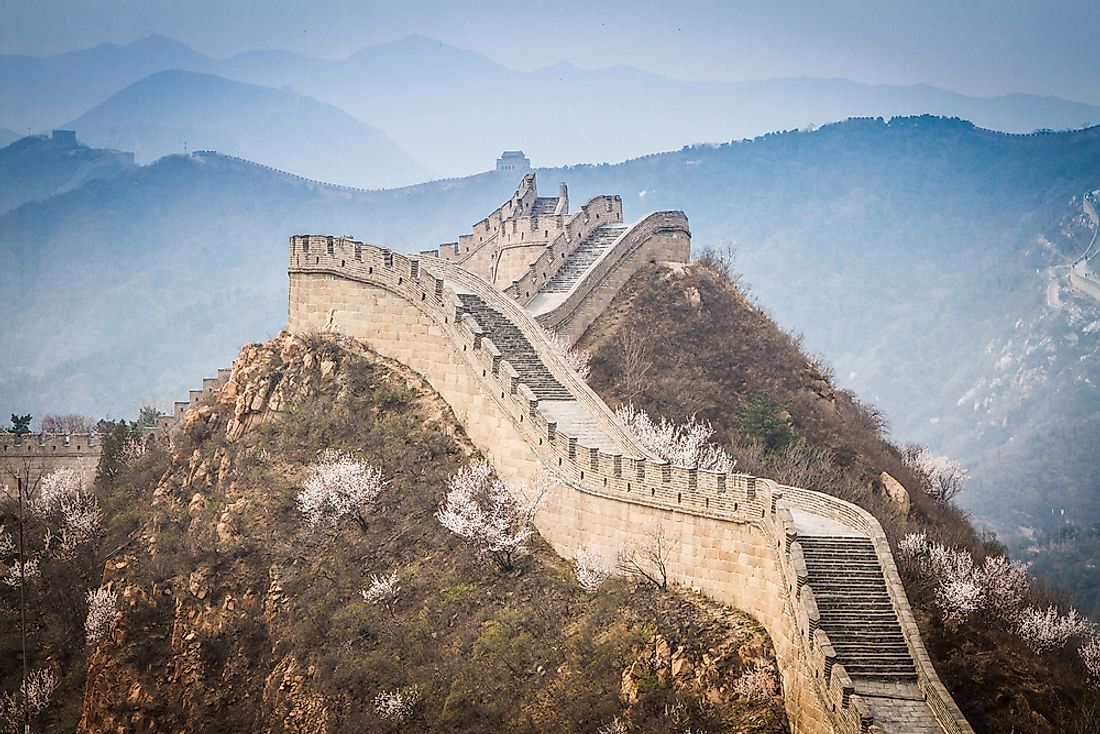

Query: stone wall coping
<box><xmin>501</xmin><ymin>194</ymin><xmax>624</xmax><ymax>303</ymax></box>
<box><xmin>534</xmin><ymin>210</ymin><xmax>690</xmax><ymax>331</ymax></box>
<box><xmin>288</xmin><ymin>233</ymin><xmax>974</xmax><ymax>734</ymax></box>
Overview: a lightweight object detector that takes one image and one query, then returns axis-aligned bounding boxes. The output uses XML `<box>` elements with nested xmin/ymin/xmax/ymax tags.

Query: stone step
<box><xmin>799</xmin><ymin>534</ymin><xmax>917</xmax><ymax>680</ymax></box>
<box><xmin>540</xmin><ymin>224</ymin><xmax>628</xmax><ymax>294</ymax></box>
<box><xmin>458</xmin><ymin>293</ymin><xmax>574</xmax><ymax>401</ymax></box>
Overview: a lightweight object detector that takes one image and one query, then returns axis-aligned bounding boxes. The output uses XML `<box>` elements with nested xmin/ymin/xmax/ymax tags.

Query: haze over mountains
<box><xmin>2</xmin><ymin>119</ymin><xmax>1099</xmax><ymax>610</ymax></box>
<box><xmin>2</xmin><ymin>34</ymin><xmax>1100</xmax><ymax>180</ymax></box>
<box><xmin>67</xmin><ymin>69</ymin><xmax>429</xmax><ymax>188</ymax></box>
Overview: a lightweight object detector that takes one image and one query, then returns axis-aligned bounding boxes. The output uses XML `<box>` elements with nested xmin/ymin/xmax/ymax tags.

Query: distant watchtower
<box><xmin>51</xmin><ymin>129</ymin><xmax>78</xmax><ymax>146</ymax></box>
<box><xmin>496</xmin><ymin>150</ymin><xmax>531</xmax><ymax>173</ymax></box>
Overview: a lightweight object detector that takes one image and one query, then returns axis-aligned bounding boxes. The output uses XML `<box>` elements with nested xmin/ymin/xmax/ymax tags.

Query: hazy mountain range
<box><xmin>66</xmin><ymin>69</ymin><xmax>429</xmax><ymax>188</ymax></box>
<box><xmin>2</xmin><ymin>34</ymin><xmax>1100</xmax><ymax>180</ymax></box>
<box><xmin>2</xmin><ymin>119</ymin><xmax>1099</xmax><ymax>605</ymax></box>
<box><xmin>0</xmin><ymin>131</ymin><xmax>136</xmax><ymax>215</ymax></box>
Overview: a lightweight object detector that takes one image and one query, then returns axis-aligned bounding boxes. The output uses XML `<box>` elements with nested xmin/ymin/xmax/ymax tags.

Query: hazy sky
<box><xmin>4</xmin><ymin>0</ymin><xmax>1100</xmax><ymax>104</ymax></box>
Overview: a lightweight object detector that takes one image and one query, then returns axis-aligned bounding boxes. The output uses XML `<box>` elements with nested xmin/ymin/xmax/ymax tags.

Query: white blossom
<box><xmin>732</xmin><ymin>661</ymin><xmax>779</xmax><ymax>702</ymax></box>
<box><xmin>3</xmin><ymin>557</ymin><xmax>40</xmax><ymax>588</ymax></box>
<box><xmin>32</xmin><ymin>468</ymin><xmax>102</xmax><ymax>556</ymax></box>
<box><xmin>21</xmin><ymin>667</ymin><xmax>57</xmax><ymax>716</ymax></box>
<box><xmin>0</xmin><ymin>525</ymin><xmax>13</xmax><ymax>558</ymax></box>
<box><xmin>85</xmin><ymin>587</ymin><xmax>118</xmax><ymax>645</ymax></box>
<box><xmin>901</xmin><ymin>444</ymin><xmax>968</xmax><ymax>502</ymax></box>
<box><xmin>33</xmin><ymin>468</ymin><xmax>85</xmax><ymax>514</ymax></box>
<box><xmin>373</xmin><ymin>686</ymin><xmax>421</xmax><ymax>722</ymax></box>
<box><xmin>896</xmin><ymin>534</ymin><xmax>1033</xmax><ymax>625</ymax></box>
<box><xmin>360</xmin><ymin>571</ymin><xmax>401</xmax><ymax>614</ymax></box>
<box><xmin>937</xmin><ymin>577</ymin><xmax>985</xmax><ymax>623</ymax></box>
<box><xmin>1016</xmin><ymin>605</ymin><xmax>1092</xmax><ymax>653</ymax></box>
<box><xmin>974</xmin><ymin>555</ymin><xmax>1030</xmax><ymax>622</ymax></box>
<box><xmin>436</xmin><ymin>462</ymin><xmax>547</xmax><ymax>571</ymax></box>
<box><xmin>598</xmin><ymin>716</ymin><xmax>630</xmax><ymax>734</ymax></box>
<box><xmin>1080</xmin><ymin>636</ymin><xmax>1100</xmax><ymax>681</ymax></box>
<box><xmin>574</xmin><ymin>544</ymin><xmax>613</xmax><ymax>591</ymax></box>
<box><xmin>545</xmin><ymin>330</ymin><xmax>591</xmax><ymax>380</ymax></box>
<box><xmin>896</xmin><ymin>532</ymin><xmax>928</xmax><ymax>565</ymax></box>
<box><xmin>616</xmin><ymin>405</ymin><xmax>736</xmax><ymax>473</ymax></box>
<box><xmin>296</xmin><ymin>450</ymin><xmax>385</xmax><ymax>531</ymax></box>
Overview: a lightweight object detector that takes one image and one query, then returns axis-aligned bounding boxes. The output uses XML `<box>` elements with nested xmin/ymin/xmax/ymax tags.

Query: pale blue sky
<box><xmin>4</xmin><ymin>0</ymin><xmax>1099</xmax><ymax>104</ymax></box>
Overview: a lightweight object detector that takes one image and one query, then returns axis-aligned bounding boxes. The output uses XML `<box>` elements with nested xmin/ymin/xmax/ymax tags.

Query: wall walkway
<box><xmin>285</xmin><ymin>234</ymin><xmax>973</xmax><ymax>734</ymax></box>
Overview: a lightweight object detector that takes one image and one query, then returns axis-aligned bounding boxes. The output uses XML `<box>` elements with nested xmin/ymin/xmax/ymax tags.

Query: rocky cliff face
<box><xmin>77</xmin><ymin>333</ymin><xmax>788</xmax><ymax>734</ymax></box>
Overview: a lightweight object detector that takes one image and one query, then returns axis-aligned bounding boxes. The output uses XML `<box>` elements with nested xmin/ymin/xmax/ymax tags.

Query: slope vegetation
<box><xmin>70</xmin><ymin>333</ymin><xmax>788</xmax><ymax>734</ymax></box>
<box><xmin>579</xmin><ymin>260</ymin><xmax>1099</xmax><ymax>734</ymax></box>
<box><xmin>0</xmin><ymin>132</ymin><xmax>135</xmax><ymax>215</ymax></box>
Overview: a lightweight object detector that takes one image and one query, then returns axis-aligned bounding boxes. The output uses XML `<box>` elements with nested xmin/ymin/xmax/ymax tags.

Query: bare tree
<box><xmin>616</xmin><ymin>524</ymin><xmax>672</xmax><ymax>590</ymax></box>
<box><xmin>38</xmin><ymin>414</ymin><xmax>97</xmax><ymax>434</ymax></box>
<box><xmin>616</xmin><ymin>329</ymin><xmax>651</xmax><ymax>404</ymax></box>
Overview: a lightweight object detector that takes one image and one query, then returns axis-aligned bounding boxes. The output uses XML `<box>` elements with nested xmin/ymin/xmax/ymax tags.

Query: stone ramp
<box><xmin>538</xmin><ymin>223</ymin><xmax>629</xmax><ymax>294</ymax></box>
<box><xmin>799</xmin><ymin>535</ymin><xmax>917</xmax><ymax>680</ymax></box>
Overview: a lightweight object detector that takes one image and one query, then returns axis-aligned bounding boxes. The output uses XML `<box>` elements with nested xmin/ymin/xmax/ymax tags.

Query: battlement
<box><xmin>286</xmin><ymin>231</ymin><xmax>972</xmax><ymax>732</ymax></box>
<box><xmin>421</xmin><ymin>173</ymin><xmax>592</xmax><ymax>286</ymax></box>
<box><xmin>0</xmin><ymin>432</ymin><xmax>103</xmax><ymax>457</ymax></box>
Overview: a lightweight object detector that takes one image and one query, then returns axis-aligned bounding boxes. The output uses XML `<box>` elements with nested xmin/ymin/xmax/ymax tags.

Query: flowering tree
<box><xmin>616</xmin><ymin>405</ymin><xmax>736</xmax><ymax>473</ymax></box>
<box><xmin>897</xmin><ymin>531</ymin><xmax>1100</xmax><ymax>677</ymax></box>
<box><xmin>31</xmin><ymin>468</ymin><xmax>102</xmax><ymax>558</ymax></box>
<box><xmin>1016</xmin><ymin>605</ymin><xmax>1092</xmax><ymax>654</ymax></box>
<box><xmin>373</xmin><ymin>686</ymin><xmax>421</xmax><ymax>723</ymax></box>
<box><xmin>597</xmin><ymin>716</ymin><xmax>630</xmax><ymax>734</ymax></box>
<box><xmin>436</xmin><ymin>462</ymin><xmax>547</xmax><ymax>572</ymax></box>
<box><xmin>574</xmin><ymin>544</ymin><xmax>613</xmax><ymax>592</ymax></box>
<box><xmin>901</xmin><ymin>444</ymin><xmax>968</xmax><ymax>503</ymax></box>
<box><xmin>1080</xmin><ymin>636</ymin><xmax>1100</xmax><ymax>682</ymax></box>
<box><xmin>0</xmin><ymin>667</ymin><xmax>57</xmax><ymax>732</ymax></box>
<box><xmin>897</xmin><ymin>532</ymin><xmax>1030</xmax><ymax>624</ymax></box>
<box><xmin>296</xmin><ymin>450</ymin><xmax>385</xmax><ymax>531</ymax></box>
<box><xmin>85</xmin><ymin>587</ymin><xmax>118</xmax><ymax>645</ymax></box>
<box><xmin>732</xmin><ymin>661</ymin><xmax>779</xmax><ymax>702</ymax></box>
<box><xmin>360</xmin><ymin>571</ymin><xmax>401</xmax><ymax>615</ymax></box>
<box><xmin>2</xmin><ymin>557</ymin><xmax>40</xmax><ymax>589</ymax></box>
<box><xmin>545</xmin><ymin>330</ymin><xmax>591</xmax><ymax>380</ymax></box>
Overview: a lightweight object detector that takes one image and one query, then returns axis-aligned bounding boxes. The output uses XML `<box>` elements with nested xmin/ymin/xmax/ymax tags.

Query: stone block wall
<box><xmin>0</xmin><ymin>433</ymin><xmax>102</xmax><ymax>488</ymax></box>
<box><xmin>534</xmin><ymin>210</ymin><xmax>691</xmax><ymax>344</ymax></box>
<box><xmin>285</xmin><ymin>237</ymin><xmax>973</xmax><ymax>733</ymax></box>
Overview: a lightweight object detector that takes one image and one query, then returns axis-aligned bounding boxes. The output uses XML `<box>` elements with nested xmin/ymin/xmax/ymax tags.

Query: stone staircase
<box><xmin>799</xmin><ymin>535</ymin><xmax>917</xmax><ymax>680</ymax></box>
<box><xmin>457</xmin><ymin>293</ymin><xmax>574</xmax><ymax>401</ymax></box>
<box><xmin>539</xmin><ymin>223</ymin><xmax>628</xmax><ymax>294</ymax></box>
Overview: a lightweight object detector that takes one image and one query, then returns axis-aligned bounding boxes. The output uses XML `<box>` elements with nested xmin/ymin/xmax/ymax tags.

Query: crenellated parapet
<box><xmin>0</xmin><ymin>432</ymin><xmax>103</xmax><ymax>457</ymax></box>
<box><xmin>419</xmin><ymin>174</ymin><xmax>604</xmax><ymax>287</ymax></box>
<box><xmin>285</xmin><ymin>178</ymin><xmax>973</xmax><ymax>733</ymax></box>
<box><xmin>528</xmin><ymin>210</ymin><xmax>691</xmax><ymax>343</ymax></box>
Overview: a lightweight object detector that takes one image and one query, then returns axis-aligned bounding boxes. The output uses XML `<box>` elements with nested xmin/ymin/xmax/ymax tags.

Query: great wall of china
<box><xmin>285</xmin><ymin>174</ymin><xmax>975</xmax><ymax>734</ymax></box>
<box><xmin>0</xmin><ymin>173</ymin><xmax>975</xmax><ymax>733</ymax></box>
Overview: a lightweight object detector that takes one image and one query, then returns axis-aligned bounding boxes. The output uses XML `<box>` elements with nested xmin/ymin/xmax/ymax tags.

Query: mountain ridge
<box><xmin>64</xmin><ymin>69</ymin><xmax>430</xmax><ymax>188</ymax></box>
<box><xmin>4</xmin><ymin>35</ymin><xmax>1100</xmax><ymax>178</ymax></box>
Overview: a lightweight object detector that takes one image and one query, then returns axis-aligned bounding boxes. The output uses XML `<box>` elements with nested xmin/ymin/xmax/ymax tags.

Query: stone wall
<box><xmin>0</xmin><ymin>433</ymin><xmax>102</xmax><ymax>489</ymax></box>
<box><xmin>285</xmin><ymin>236</ymin><xmax>973</xmax><ymax>734</ymax></box>
<box><xmin>421</xmin><ymin>175</ymin><xmax>611</xmax><ymax>289</ymax></box>
<box><xmin>533</xmin><ymin>211</ymin><xmax>691</xmax><ymax>344</ymax></box>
